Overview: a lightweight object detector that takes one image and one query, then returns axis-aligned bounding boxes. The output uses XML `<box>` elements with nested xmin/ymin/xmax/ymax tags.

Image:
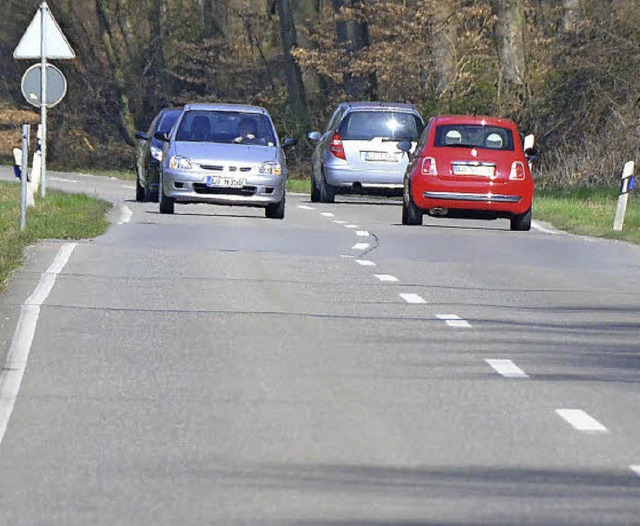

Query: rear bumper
<box><xmin>324</xmin><ymin>163</ymin><xmax>406</xmax><ymax>188</ymax></box>
<box><xmin>423</xmin><ymin>191</ymin><xmax>521</xmax><ymax>203</ymax></box>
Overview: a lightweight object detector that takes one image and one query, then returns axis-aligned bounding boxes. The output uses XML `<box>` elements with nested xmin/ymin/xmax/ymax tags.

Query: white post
<box><xmin>30</xmin><ymin>125</ymin><xmax>42</xmax><ymax>196</ymax></box>
<box><xmin>613</xmin><ymin>161</ymin><xmax>635</xmax><ymax>231</ymax></box>
<box><xmin>20</xmin><ymin>124</ymin><xmax>30</xmax><ymax>231</ymax></box>
<box><xmin>40</xmin><ymin>2</ymin><xmax>48</xmax><ymax>199</ymax></box>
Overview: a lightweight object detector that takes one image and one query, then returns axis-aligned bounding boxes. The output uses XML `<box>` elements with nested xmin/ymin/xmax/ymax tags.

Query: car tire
<box><xmin>310</xmin><ymin>173</ymin><xmax>321</xmax><ymax>203</ymax></box>
<box><xmin>265</xmin><ymin>195</ymin><xmax>285</xmax><ymax>220</ymax></box>
<box><xmin>402</xmin><ymin>180</ymin><xmax>423</xmax><ymax>226</ymax></box>
<box><xmin>510</xmin><ymin>208</ymin><xmax>531</xmax><ymax>231</ymax></box>
<box><xmin>319</xmin><ymin>171</ymin><xmax>335</xmax><ymax>203</ymax></box>
<box><xmin>159</xmin><ymin>176</ymin><xmax>174</xmax><ymax>215</ymax></box>
<box><xmin>135</xmin><ymin>175</ymin><xmax>145</xmax><ymax>202</ymax></box>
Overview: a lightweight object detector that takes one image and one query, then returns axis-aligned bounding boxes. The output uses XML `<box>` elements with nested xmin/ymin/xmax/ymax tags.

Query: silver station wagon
<box><xmin>307</xmin><ymin>101</ymin><xmax>424</xmax><ymax>202</ymax></box>
<box><xmin>157</xmin><ymin>103</ymin><xmax>297</xmax><ymax>219</ymax></box>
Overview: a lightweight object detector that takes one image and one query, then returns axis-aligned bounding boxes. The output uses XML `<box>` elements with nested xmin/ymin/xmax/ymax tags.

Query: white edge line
<box><xmin>532</xmin><ymin>220</ymin><xmax>559</xmax><ymax>234</ymax></box>
<box><xmin>400</xmin><ymin>293</ymin><xmax>427</xmax><ymax>304</ymax></box>
<box><xmin>352</xmin><ymin>243</ymin><xmax>370</xmax><ymax>250</ymax></box>
<box><xmin>355</xmin><ymin>231</ymin><xmax>370</xmax><ymax>237</ymax></box>
<box><xmin>630</xmin><ymin>465</ymin><xmax>640</xmax><ymax>477</ymax></box>
<box><xmin>374</xmin><ymin>274</ymin><xmax>399</xmax><ymax>282</ymax></box>
<box><xmin>0</xmin><ymin>242</ymin><xmax>77</xmax><ymax>446</ymax></box>
<box><xmin>321</xmin><ymin>212</ymin><xmax>335</xmax><ymax>217</ymax></box>
<box><xmin>345</xmin><ymin>224</ymin><xmax>359</xmax><ymax>229</ymax></box>
<box><xmin>118</xmin><ymin>205</ymin><xmax>132</xmax><ymax>225</ymax></box>
<box><xmin>485</xmin><ymin>359</ymin><xmax>529</xmax><ymax>378</ymax></box>
<box><xmin>555</xmin><ymin>409</ymin><xmax>609</xmax><ymax>433</ymax></box>
<box><xmin>355</xmin><ymin>260</ymin><xmax>376</xmax><ymax>267</ymax></box>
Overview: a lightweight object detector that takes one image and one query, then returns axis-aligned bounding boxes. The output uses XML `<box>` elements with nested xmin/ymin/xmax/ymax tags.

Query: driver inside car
<box><xmin>234</xmin><ymin>117</ymin><xmax>262</xmax><ymax>144</ymax></box>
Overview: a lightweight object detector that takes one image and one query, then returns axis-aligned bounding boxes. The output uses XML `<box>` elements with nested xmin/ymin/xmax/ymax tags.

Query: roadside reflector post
<box><xmin>20</xmin><ymin>124</ymin><xmax>31</xmax><ymax>232</ymax></box>
<box><xmin>613</xmin><ymin>161</ymin><xmax>635</xmax><ymax>232</ymax></box>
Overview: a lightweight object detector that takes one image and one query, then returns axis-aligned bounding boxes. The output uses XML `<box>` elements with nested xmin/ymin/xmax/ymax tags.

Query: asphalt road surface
<box><xmin>1</xmin><ymin>167</ymin><xmax>640</xmax><ymax>525</ymax></box>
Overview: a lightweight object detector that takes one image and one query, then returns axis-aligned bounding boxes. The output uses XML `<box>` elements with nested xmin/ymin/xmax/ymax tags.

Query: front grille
<box><xmin>199</xmin><ymin>165</ymin><xmax>253</xmax><ymax>173</ymax></box>
<box><xmin>193</xmin><ymin>184</ymin><xmax>257</xmax><ymax>196</ymax></box>
<box><xmin>200</xmin><ymin>165</ymin><xmax>224</xmax><ymax>171</ymax></box>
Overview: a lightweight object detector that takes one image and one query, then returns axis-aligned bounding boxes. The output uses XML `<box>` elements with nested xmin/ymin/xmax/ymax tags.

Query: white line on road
<box><xmin>532</xmin><ymin>220</ymin><xmax>559</xmax><ymax>234</ymax></box>
<box><xmin>556</xmin><ymin>409</ymin><xmax>609</xmax><ymax>433</ymax></box>
<box><xmin>355</xmin><ymin>259</ymin><xmax>376</xmax><ymax>267</ymax></box>
<box><xmin>355</xmin><ymin>231</ymin><xmax>370</xmax><ymax>237</ymax></box>
<box><xmin>345</xmin><ymin>224</ymin><xmax>359</xmax><ymax>229</ymax></box>
<box><xmin>118</xmin><ymin>206</ymin><xmax>132</xmax><ymax>224</ymax></box>
<box><xmin>485</xmin><ymin>359</ymin><xmax>529</xmax><ymax>378</ymax></box>
<box><xmin>374</xmin><ymin>274</ymin><xmax>399</xmax><ymax>282</ymax></box>
<box><xmin>333</xmin><ymin>220</ymin><xmax>347</xmax><ymax>224</ymax></box>
<box><xmin>630</xmin><ymin>465</ymin><xmax>640</xmax><ymax>477</ymax></box>
<box><xmin>352</xmin><ymin>243</ymin><xmax>370</xmax><ymax>250</ymax></box>
<box><xmin>400</xmin><ymin>293</ymin><xmax>427</xmax><ymax>304</ymax></box>
<box><xmin>436</xmin><ymin>314</ymin><xmax>472</xmax><ymax>328</ymax></box>
<box><xmin>50</xmin><ymin>177</ymin><xmax>78</xmax><ymax>183</ymax></box>
<box><xmin>297</xmin><ymin>205</ymin><xmax>315</xmax><ymax>210</ymax></box>
<box><xmin>0</xmin><ymin>243</ymin><xmax>77</xmax><ymax>446</ymax></box>
<box><xmin>321</xmin><ymin>212</ymin><xmax>335</xmax><ymax>217</ymax></box>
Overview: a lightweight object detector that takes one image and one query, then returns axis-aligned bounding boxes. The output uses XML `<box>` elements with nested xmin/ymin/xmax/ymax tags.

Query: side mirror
<box><xmin>282</xmin><ymin>137</ymin><xmax>298</xmax><ymax>149</ymax></box>
<box><xmin>307</xmin><ymin>131</ymin><xmax>321</xmax><ymax>142</ymax></box>
<box><xmin>396</xmin><ymin>140</ymin><xmax>412</xmax><ymax>153</ymax></box>
<box><xmin>135</xmin><ymin>131</ymin><xmax>150</xmax><ymax>141</ymax></box>
<box><xmin>154</xmin><ymin>131</ymin><xmax>170</xmax><ymax>142</ymax></box>
<box><xmin>524</xmin><ymin>147</ymin><xmax>539</xmax><ymax>162</ymax></box>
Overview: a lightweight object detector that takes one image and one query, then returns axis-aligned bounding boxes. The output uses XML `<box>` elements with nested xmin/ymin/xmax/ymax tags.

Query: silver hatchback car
<box><xmin>157</xmin><ymin>103</ymin><xmax>297</xmax><ymax>218</ymax></box>
<box><xmin>307</xmin><ymin>102</ymin><xmax>424</xmax><ymax>202</ymax></box>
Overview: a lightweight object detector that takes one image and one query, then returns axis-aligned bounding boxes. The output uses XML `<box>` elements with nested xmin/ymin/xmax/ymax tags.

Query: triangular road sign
<box><xmin>13</xmin><ymin>3</ymin><xmax>75</xmax><ymax>60</ymax></box>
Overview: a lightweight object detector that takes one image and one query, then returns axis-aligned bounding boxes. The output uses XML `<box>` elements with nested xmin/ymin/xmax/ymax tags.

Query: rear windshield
<box><xmin>434</xmin><ymin>124</ymin><xmax>514</xmax><ymax>151</ymax></box>
<box><xmin>157</xmin><ymin>111</ymin><xmax>181</xmax><ymax>133</ymax></box>
<box><xmin>175</xmin><ymin>110</ymin><xmax>277</xmax><ymax>146</ymax></box>
<box><xmin>338</xmin><ymin>111</ymin><xmax>423</xmax><ymax>141</ymax></box>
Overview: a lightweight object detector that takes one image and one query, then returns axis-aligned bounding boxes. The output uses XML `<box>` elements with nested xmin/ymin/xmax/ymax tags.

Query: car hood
<box><xmin>173</xmin><ymin>142</ymin><xmax>279</xmax><ymax>164</ymax></box>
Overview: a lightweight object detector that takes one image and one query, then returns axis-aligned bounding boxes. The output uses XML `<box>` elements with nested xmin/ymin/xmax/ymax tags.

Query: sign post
<box><xmin>20</xmin><ymin>125</ymin><xmax>30</xmax><ymax>231</ymax></box>
<box><xmin>13</xmin><ymin>2</ymin><xmax>75</xmax><ymax>199</ymax></box>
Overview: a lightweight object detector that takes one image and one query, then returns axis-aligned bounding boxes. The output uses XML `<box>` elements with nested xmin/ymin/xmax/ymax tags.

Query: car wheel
<box><xmin>265</xmin><ymin>195</ymin><xmax>285</xmax><ymax>219</ymax></box>
<box><xmin>319</xmin><ymin>171</ymin><xmax>335</xmax><ymax>203</ymax></box>
<box><xmin>403</xmin><ymin>180</ymin><xmax>423</xmax><ymax>226</ymax></box>
<box><xmin>510</xmin><ymin>208</ymin><xmax>531</xmax><ymax>231</ymax></box>
<box><xmin>310</xmin><ymin>173</ymin><xmax>321</xmax><ymax>203</ymax></box>
<box><xmin>135</xmin><ymin>175</ymin><xmax>145</xmax><ymax>202</ymax></box>
<box><xmin>159</xmin><ymin>176</ymin><xmax>174</xmax><ymax>215</ymax></box>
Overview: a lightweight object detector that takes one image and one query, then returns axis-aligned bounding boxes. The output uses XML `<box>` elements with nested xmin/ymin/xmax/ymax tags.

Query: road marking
<box><xmin>556</xmin><ymin>409</ymin><xmax>609</xmax><ymax>433</ymax></box>
<box><xmin>0</xmin><ymin>243</ymin><xmax>77</xmax><ymax>446</ymax></box>
<box><xmin>630</xmin><ymin>465</ymin><xmax>640</xmax><ymax>477</ymax></box>
<box><xmin>50</xmin><ymin>177</ymin><xmax>78</xmax><ymax>183</ymax></box>
<box><xmin>532</xmin><ymin>220</ymin><xmax>559</xmax><ymax>234</ymax></box>
<box><xmin>400</xmin><ymin>293</ymin><xmax>427</xmax><ymax>304</ymax></box>
<box><xmin>485</xmin><ymin>359</ymin><xmax>529</xmax><ymax>378</ymax></box>
<box><xmin>333</xmin><ymin>220</ymin><xmax>347</xmax><ymax>224</ymax></box>
<box><xmin>356</xmin><ymin>259</ymin><xmax>376</xmax><ymax>267</ymax></box>
<box><xmin>321</xmin><ymin>212</ymin><xmax>335</xmax><ymax>217</ymax></box>
<box><xmin>436</xmin><ymin>314</ymin><xmax>472</xmax><ymax>328</ymax></box>
<box><xmin>355</xmin><ymin>230</ymin><xmax>370</xmax><ymax>237</ymax></box>
<box><xmin>340</xmin><ymin>255</ymin><xmax>355</xmax><ymax>258</ymax></box>
<box><xmin>118</xmin><ymin>205</ymin><xmax>132</xmax><ymax>224</ymax></box>
<box><xmin>374</xmin><ymin>274</ymin><xmax>399</xmax><ymax>282</ymax></box>
<box><xmin>345</xmin><ymin>224</ymin><xmax>359</xmax><ymax>229</ymax></box>
<box><xmin>352</xmin><ymin>243</ymin><xmax>370</xmax><ymax>250</ymax></box>
<box><xmin>297</xmin><ymin>205</ymin><xmax>314</xmax><ymax>210</ymax></box>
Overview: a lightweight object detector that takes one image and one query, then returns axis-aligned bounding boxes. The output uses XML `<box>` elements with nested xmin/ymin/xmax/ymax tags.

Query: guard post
<box><xmin>613</xmin><ymin>161</ymin><xmax>635</xmax><ymax>232</ymax></box>
<box><xmin>20</xmin><ymin>124</ymin><xmax>31</xmax><ymax>231</ymax></box>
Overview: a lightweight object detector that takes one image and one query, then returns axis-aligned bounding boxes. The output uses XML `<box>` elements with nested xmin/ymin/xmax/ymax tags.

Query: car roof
<box><xmin>183</xmin><ymin>103</ymin><xmax>269</xmax><ymax>115</ymax></box>
<box><xmin>340</xmin><ymin>101</ymin><xmax>421</xmax><ymax>114</ymax></box>
<box><xmin>433</xmin><ymin>115</ymin><xmax>517</xmax><ymax>129</ymax></box>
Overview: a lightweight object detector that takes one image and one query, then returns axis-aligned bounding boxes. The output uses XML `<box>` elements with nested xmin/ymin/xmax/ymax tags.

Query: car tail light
<box><xmin>421</xmin><ymin>157</ymin><xmax>438</xmax><ymax>176</ymax></box>
<box><xmin>329</xmin><ymin>132</ymin><xmax>346</xmax><ymax>160</ymax></box>
<box><xmin>509</xmin><ymin>161</ymin><xmax>526</xmax><ymax>180</ymax></box>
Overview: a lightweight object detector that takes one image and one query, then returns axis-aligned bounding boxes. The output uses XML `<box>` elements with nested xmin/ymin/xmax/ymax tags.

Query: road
<box><xmin>1</xmin><ymin>167</ymin><xmax>640</xmax><ymax>525</ymax></box>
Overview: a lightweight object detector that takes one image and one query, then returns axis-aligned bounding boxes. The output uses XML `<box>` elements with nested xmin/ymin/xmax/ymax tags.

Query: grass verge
<box><xmin>535</xmin><ymin>187</ymin><xmax>639</xmax><ymax>244</ymax></box>
<box><xmin>0</xmin><ymin>181</ymin><xmax>112</xmax><ymax>290</ymax></box>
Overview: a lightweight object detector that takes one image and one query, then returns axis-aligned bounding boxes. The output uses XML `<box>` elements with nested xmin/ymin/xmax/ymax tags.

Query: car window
<box><xmin>157</xmin><ymin>111</ymin><xmax>181</xmax><ymax>134</ymax></box>
<box><xmin>338</xmin><ymin>111</ymin><xmax>423</xmax><ymax>141</ymax></box>
<box><xmin>434</xmin><ymin>124</ymin><xmax>514</xmax><ymax>151</ymax></box>
<box><xmin>174</xmin><ymin>110</ymin><xmax>277</xmax><ymax>145</ymax></box>
<box><xmin>325</xmin><ymin>107</ymin><xmax>344</xmax><ymax>133</ymax></box>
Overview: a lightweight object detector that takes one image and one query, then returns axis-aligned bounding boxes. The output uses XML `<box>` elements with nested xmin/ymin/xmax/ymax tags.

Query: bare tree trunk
<box><xmin>276</xmin><ymin>0</ymin><xmax>310</xmax><ymax>123</ymax></box>
<box><xmin>95</xmin><ymin>0</ymin><xmax>137</xmax><ymax>144</ymax></box>
<box><xmin>562</xmin><ymin>0</ymin><xmax>582</xmax><ymax>33</ymax></box>
<box><xmin>332</xmin><ymin>0</ymin><xmax>376</xmax><ymax>99</ymax></box>
<box><xmin>150</xmin><ymin>0</ymin><xmax>166</xmax><ymax>86</ymax></box>
<box><xmin>431</xmin><ymin>3</ymin><xmax>457</xmax><ymax>97</ymax></box>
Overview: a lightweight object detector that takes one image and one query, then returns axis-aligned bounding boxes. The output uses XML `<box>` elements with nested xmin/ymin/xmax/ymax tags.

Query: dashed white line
<box><xmin>345</xmin><ymin>224</ymin><xmax>359</xmax><ymax>229</ymax></box>
<box><xmin>400</xmin><ymin>293</ymin><xmax>427</xmax><ymax>304</ymax></box>
<box><xmin>118</xmin><ymin>206</ymin><xmax>132</xmax><ymax>224</ymax></box>
<box><xmin>630</xmin><ymin>465</ymin><xmax>640</xmax><ymax>477</ymax></box>
<box><xmin>436</xmin><ymin>314</ymin><xmax>472</xmax><ymax>328</ymax></box>
<box><xmin>355</xmin><ymin>231</ymin><xmax>370</xmax><ymax>237</ymax></box>
<box><xmin>485</xmin><ymin>359</ymin><xmax>529</xmax><ymax>378</ymax></box>
<box><xmin>355</xmin><ymin>260</ymin><xmax>376</xmax><ymax>267</ymax></box>
<box><xmin>321</xmin><ymin>212</ymin><xmax>335</xmax><ymax>217</ymax></box>
<box><xmin>352</xmin><ymin>243</ymin><xmax>370</xmax><ymax>251</ymax></box>
<box><xmin>333</xmin><ymin>220</ymin><xmax>347</xmax><ymax>224</ymax></box>
<box><xmin>297</xmin><ymin>205</ymin><xmax>315</xmax><ymax>210</ymax></box>
<box><xmin>0</xmin><ymin>243</ymin><xmax>77</xmax><ymax>446</ymax></box>
<box><xmin>556</xmin><ymin>409</ymin><xmax>609</xmax><ymax>433</ymax></box>
<box><xmin>374</xmin><ymin>274</ymin><xmax>399</xmax><ymax>282</ymax></box>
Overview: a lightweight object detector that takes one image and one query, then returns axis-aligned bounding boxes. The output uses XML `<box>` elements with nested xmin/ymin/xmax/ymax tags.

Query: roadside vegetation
<box><xmin>0</xmin><ymin>181</ymin><xmax>111</xmax><ymax>290</ymax></box>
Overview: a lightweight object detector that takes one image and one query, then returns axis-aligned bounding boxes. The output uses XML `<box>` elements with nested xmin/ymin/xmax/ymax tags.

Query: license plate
<box><xmin>206</xmin><ymin>176</ymin><xmax>245</xmax><ymax>187</ymax></box>
<box><xmin>452</xmin><ymin>164</ymin><xmax>495</xmax><ymax>177</ymax></box>
<box><xmin>363</xmin><ymin>151</ymin><xmax>400</xmax><ymax>162</ymax></box>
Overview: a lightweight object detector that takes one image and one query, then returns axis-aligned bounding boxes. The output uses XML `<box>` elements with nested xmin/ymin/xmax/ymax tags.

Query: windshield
<box><xmin>434</xmin><ymin>124</ymin><xmax>514</xmax><ymax>151</ymax></box>
<box><xmin>157</xmin><ymin>111</ymin><xmax>181</xmax><ymax>134</ymax></box>
<box><xmin>175</xmin><ymin>110</ymin><xmax>277</xmax><ymax>146</ymax></box>
<box><xmin>339</xmin><ymin>111</ymin><xmax>423</xmax><ymax>141</ymax></box>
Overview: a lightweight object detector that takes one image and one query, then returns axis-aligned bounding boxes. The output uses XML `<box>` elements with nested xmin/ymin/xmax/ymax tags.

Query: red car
<box><xmin>400</xmin><ymin>115</ymin><xmax>537</xmax><ymax>231</ymax></box>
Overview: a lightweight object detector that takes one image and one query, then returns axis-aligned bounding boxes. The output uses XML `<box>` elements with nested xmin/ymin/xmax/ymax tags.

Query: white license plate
<box><xmin>363</xmin><ymin>151</ymin><xmax>399</xmax><ymax>162</ymax></box>
<box><xmin>206</xmin><ymin>176</ymin><xmax>245</xmax><ymax>187</ymax></box>
<box><xmin>452</xmin><ymin>164</ymin><xmax>494</xmax><ymax>177</ymax></box>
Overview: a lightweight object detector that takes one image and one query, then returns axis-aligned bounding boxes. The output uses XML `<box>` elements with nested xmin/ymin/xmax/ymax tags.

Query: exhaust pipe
<box><xmin>429</xmin><ymin>207</ymin><xmax>448</xmax><ymax>216</ymax></box>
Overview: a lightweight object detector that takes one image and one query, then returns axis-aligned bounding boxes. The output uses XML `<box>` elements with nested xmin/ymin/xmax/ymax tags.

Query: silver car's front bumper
<box><xmin>162</xmin><ymin>169</ymin><xmax>285</xmax><ymax>206</ymax></box>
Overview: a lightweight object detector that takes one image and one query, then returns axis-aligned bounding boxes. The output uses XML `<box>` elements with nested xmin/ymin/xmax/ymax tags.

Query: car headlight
<box><xmin>259</xmin><ymin>161</ymin><xmax>282</xmax><ymax>176</ymax></box>
<box><xmin>150</xmin><ymin>145</ymin><xmax>163</xmax><ymax>162</ymax></box>
<box><xmin>169</xmin><ymin>155</ymin><xmax>193</xmax><ymax>170</ymax></box>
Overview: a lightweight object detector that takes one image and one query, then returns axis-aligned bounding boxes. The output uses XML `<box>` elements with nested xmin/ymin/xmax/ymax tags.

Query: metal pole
<box><xmin>20</xmin><ymin>124</ymin><xmax>30</xmax><ymax>231</ymax></box>
<box><xmin>40</xmin><ymin>2</ymin><xmax>47</xmax><ymax>199</ymax></box>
